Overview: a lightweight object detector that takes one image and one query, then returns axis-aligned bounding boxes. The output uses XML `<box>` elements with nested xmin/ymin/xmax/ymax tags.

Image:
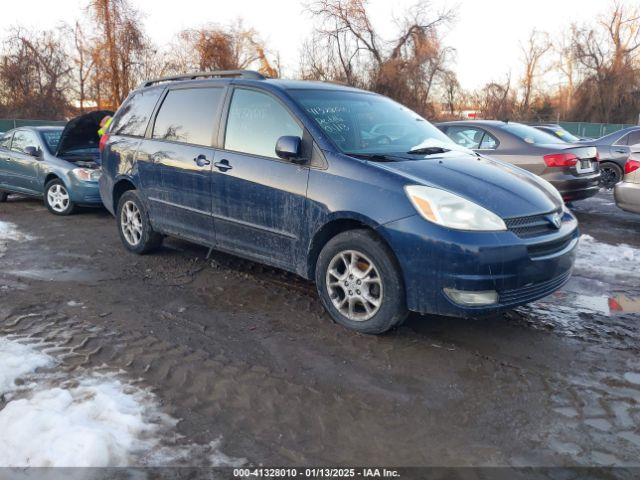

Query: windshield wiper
<box><xmin>345</xmin><ymin>152</ymin><xmax>396</xmax><ymax>162</ymax></box>
<box><xmin>406</xmin><ymin>146</ymin><xmax>450</xmax><ymax>155</ymax></box>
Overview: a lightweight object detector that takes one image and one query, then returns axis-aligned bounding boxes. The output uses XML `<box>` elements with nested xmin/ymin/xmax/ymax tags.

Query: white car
<box><xmin>614</xmin><ymin>150</ymin><xmax>640</xmax><ymax>214</ymax></box>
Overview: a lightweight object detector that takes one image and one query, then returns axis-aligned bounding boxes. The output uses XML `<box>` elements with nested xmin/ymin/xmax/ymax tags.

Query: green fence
<box><xmin>0</xmin><ymin>119</ymin><xmax>66</xmax><ymax>132</ymax></box>
<box><xmin>559</xmin><ymin>121</ymin><xmax>636</xmax><ymax>138</ymax></box>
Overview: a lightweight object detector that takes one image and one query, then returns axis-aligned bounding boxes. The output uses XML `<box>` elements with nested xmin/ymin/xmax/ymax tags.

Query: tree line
<box><xmin>0</xmin><ymin>0</ymin><xmax>638</xmax><ymax>124</ymax></box>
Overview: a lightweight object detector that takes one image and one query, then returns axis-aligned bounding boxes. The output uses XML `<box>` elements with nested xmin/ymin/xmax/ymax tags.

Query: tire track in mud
<box><xmin>0</xmin><ymin>299</ymin><xmax>563</xmax><ymax>466</ymax></box>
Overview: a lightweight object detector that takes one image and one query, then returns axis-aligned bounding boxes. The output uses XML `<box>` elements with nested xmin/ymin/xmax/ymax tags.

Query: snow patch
<box><xmin>0</xmin><ymin>337</ymin><xmax>53</xmax><ymax>394</ymax></box>
<box><xmin>575</xmin><ymin>235</ymin><xmax>640</xmax><ymax>284</ymax></box>
<box><xmin>0</xmin><ymin>337</ymin><xmax>243</xmax><ymax>467</ymax></box>
<box><xmin>0</xmin><ymin>220</ymin><xmax>30</xmax><ymax>256</ymax></box>
<box><xmin>0</xmin><ymin>374</ymin><xmax>172</xmax><ymax>467</ymax></box>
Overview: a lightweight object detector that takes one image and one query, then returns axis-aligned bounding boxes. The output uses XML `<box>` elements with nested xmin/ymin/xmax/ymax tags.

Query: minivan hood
<box><xmin>369</xmin><ymin>151</ymin><xmax>562</xmax><ymax>218</ymax></box>
<box><xmin>56</xmin><ymin>110</ymin><xmax>114</xmax><ymax>157</ymax></box>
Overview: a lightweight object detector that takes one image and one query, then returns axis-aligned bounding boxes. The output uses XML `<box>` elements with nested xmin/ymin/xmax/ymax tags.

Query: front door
<box><xmin>0</xmin><ymin>133</ymin><xmax>13</xmax><ymax>188</ymax></box>
<box><xmin>140</xmin><ymin>85</ymin><xmax>225</xmax><ymax>244</ymax></box>
<box><xmin>212</xmin><ymin>87</ymin><xmax>310</xmax><ymax>269</ymax></box>
<box><xmin>6</xmin><ymin>130</ymin><xmax>41</xmax><ymax>194</ymax></box>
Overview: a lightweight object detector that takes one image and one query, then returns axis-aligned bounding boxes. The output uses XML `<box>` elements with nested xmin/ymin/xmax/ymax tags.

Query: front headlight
<box><xmin>72</xmin><ymin>168</ymin><xmax>101</xmax><ymax>182</ymax></box>
<box><xmin>404</xmin><ymin>185</ymin><xmax>506</xmax><ymax>231</ymax></box>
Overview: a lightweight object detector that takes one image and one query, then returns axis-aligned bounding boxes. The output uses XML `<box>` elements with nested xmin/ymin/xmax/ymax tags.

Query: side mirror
<box><xmin>275</xmin><ymin>136</ymin><xmax>303</xmax><ymax>162</ymax></box>
<box><xmin>24</xmin><ymin>146</ymin><xmax>41</xmax><ymax>158</ymax></box>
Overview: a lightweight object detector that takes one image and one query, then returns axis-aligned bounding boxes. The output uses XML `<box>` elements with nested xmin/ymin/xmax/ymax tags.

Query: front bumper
<box><xmin>614</xmin><ymin>181</ymin><xmax>640</xmax><ymax>214</ymax></box>
<box><xmin>67</xmin><ymin>176</ymin><xmax>103</xmax><ymax>206</ymax></box>
<box><xmin>378</xmin><ymin>211</ymin><xmax>578</xmax><ymax>317</ymax></box>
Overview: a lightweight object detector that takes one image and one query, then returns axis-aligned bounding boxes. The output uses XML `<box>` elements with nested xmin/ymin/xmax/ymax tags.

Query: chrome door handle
<box><xmin>194</xmin><ymin>154</ymin><xmax>211</xmax><ymax>167</ymax></box>
<box><xmin>213</xmin><ymin>160</ymin><xmax>232</xmax><ymax>172</ymax></box>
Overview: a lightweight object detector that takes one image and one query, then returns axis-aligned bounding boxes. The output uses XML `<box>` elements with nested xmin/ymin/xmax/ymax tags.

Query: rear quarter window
<box><xmin>111</xmin><ymin>88</ymin><xmax>163</xmax><ymax>137</ymax></box>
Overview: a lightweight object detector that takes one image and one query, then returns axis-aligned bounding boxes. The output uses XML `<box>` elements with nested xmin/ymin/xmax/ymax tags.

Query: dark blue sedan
<box><xmin>99</xmin><ymin>71</ymin><xmax>578</xmax><ymax>334</ymax></box>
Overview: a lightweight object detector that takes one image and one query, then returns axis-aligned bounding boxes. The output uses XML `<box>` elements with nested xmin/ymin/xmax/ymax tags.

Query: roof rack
<box><xmin>139</xmin><ymin>70</ymin><xmax>265</xmax><ymax>88</ymax></box>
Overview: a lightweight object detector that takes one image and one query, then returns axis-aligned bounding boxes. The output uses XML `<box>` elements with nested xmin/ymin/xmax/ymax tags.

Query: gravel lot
<box><xmin>0</xmin><ymin>190</ymin><xmax>639</xmax><ymax>467</ymax></box>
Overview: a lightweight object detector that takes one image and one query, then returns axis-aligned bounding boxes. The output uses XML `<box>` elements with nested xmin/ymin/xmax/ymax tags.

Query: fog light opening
<box><xmin>443</xmin><ymin>288</ymin><xmax>499</xmax><ymax>307</ymax></box>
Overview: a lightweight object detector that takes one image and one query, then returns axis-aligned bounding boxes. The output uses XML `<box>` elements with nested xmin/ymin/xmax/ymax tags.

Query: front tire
<box><xmin>0</xmin><ymin>191</ymin><xmax>8</xmax><ymax>202</ymax></box>
<box><xmin>44</xmin><ymin>179</ymin><xmax>75</xmax><ymax>215</ymax></box>
<box><xmin>315</xmin><ymin>229</ymin><xmax>408</xmax><ymax>334</ymax></box>
<box><xmin>116</xmin><ymin>190</ymin><xmax>163</xmax><ymax>254</ymax></box>
<box><xmin>600</xmin><ymin>162</ymin><xmax>623</xmax><ymax>189</ymax></box>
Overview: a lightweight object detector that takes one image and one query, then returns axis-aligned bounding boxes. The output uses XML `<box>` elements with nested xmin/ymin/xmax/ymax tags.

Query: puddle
<box><xmin>609</xmin><ymin>295</ymin><xmax>640</xmax><ymax>314</ymax></box>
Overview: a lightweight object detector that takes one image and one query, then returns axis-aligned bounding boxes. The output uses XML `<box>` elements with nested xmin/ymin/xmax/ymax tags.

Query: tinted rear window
<box><xmin>111</xmin><ymin>88</ymin><xmax>162</xmax><ymax>137</ymax></box>
<box><xmin>152</xmin><ymin>87</ymin><xmax>224</xmax><ymax>146</ymax></box>
<box><xmin>627</xmin><ymin>130</ymin><xmax>640</xmax><ymax>147</ymax></box>
<box><xmin>503</xmin><ymin>123</ymin><xmax>564</xmax><ymax>145</ymax></box>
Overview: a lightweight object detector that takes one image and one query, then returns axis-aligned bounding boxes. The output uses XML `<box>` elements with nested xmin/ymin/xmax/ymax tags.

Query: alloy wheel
<box><xmin>47</xmin><ymin>184</ymin><xmax>70</xmax><ymax>213</ymax></box>
<box><xmin>120</xmin><ymin>200</ymin><xmax>143</xmax><ymax>246</ymax></box>
<box><xmin>326</xmin><ymin>250</ymin><xmax>383</xmax><ymax>321</ymax></box>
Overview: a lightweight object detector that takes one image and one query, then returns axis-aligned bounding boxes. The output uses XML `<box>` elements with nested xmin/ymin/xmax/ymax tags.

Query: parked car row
<box><xmin>435</xmin><ymin>120</ymin><xmax>601</xmax><ymax>202</ymax></box>
<box><xmin>0</xmin><ymin>70</ymin><xmax>637</xmax><ymax>334</ymax></box>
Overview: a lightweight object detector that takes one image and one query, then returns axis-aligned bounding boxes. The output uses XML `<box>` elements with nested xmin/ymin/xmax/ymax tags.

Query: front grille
<box><xmin>499</xmin><ymin>270</ymin><xmax>571</xmax><ymax>306</ymax></box>
<box><xmin>505</xmin><ymin>210</ymin><xmax>562</xmax><ymax>238</ymax></box>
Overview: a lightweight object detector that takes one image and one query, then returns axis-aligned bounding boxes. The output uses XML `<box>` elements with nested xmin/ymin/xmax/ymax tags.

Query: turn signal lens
<box><xmin>543</xmin><ymin>153</ymin><xmax>578</xmax><ymax>167</ymax></box>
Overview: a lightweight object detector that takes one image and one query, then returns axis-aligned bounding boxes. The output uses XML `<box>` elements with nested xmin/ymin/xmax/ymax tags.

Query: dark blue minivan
<box><xmin>99</xmin><ymin>70</ymin><xmax>578</xmax><ymax>334</ymax></box>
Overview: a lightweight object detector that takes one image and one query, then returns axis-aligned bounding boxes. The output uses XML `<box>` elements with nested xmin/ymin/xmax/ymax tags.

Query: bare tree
<box><xmin>0</xmin><ymin>28</ymin><xmax>72</xmax><ymax>119</ymax></box>
<box><xmin>476</xmin><ymin>74</ymin><xmax>516</xmax><ymax>120</ymax></box>
<box><xmin>88</xmin><ymin>0</ymin><xmax>149</xmax><ymax>108</ymax></box>
<box><xmin>519</xmin><ymin>30</ymin><xmax>551</xmax><ymax>115</ymax></box>
<box><xmin>168</xmin><ymin>21</ymin><xmax>280</xmax><ymax>77</ymax></box>
<box><xmin>302</xmin><ymin>0</ymin><xmax>456</xmax><ymax>116</ymax></box>
<box><xmin>62</xmin><ymin>21</ymin><xmax>96</xmax><ymax>113</ymax></box>
<box><xmin>441</xmin><ymin>69</ymin><xmax>460</xmax><ymax>116</ymax></box>
<box><xmin>570</xmin><ymin>1</ymin><xmax>640</xmax><ymax>122</ymax></box>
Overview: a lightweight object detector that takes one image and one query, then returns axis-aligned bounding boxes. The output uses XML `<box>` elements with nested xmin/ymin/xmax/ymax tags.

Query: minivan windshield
<box><xmin>290</xmin><ymin>89</ymin><xmax>457</xmax><ymax>156</ymax></box>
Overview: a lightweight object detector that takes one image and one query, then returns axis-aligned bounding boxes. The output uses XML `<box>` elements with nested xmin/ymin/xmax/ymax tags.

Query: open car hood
<box><xmin>56</xmin><ymin>110</ymin><xmax>114</xmax><ymax>157</ymax></box>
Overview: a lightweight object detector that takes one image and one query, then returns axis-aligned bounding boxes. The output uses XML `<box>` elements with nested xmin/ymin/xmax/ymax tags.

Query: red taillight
<box><xmin>543</xmin><ymin>153</ymin><xmax>578</xmax><ymax>167</ymax></box>
<box><xmin>99</xmin><ymin>133</ymin><xmax>110</xmax><ymax>153</ymax></box>
<box><xmin>624</xmin><ymin>159</ymin><xmax>640</xmax><ymax>175</ymax></box>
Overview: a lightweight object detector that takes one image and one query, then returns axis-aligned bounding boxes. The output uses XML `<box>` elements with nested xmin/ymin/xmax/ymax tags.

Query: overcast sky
<box><xmin>1</xmin><ymin>0</ymin><xmax>617</xmax><ymax>90</ymax></box>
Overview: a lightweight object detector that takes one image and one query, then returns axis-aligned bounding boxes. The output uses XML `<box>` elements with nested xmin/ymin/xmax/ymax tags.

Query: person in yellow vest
<box><xmin>98</xmin><ymin>115</ymin><xmax>112</xmax><ymax>137</ymax></box>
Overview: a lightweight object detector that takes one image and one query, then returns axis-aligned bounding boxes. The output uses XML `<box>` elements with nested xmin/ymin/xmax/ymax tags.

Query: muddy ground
<box><xmin>0</xmin><ymin>190</ymin><xmax>639</xmax><ymax>468</ymax></box>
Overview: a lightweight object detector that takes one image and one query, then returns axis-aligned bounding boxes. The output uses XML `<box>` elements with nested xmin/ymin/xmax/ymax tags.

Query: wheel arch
<box><xmin>305</xmin><ymin>213</ymin><xmax>401</xmax><ymax>280</ymax></box>
<box><xmin>43</xmin><ymin>172</ymin><xmax>63</xmax><ymax>188</ymax></box>
<box><xmin>112</xmin><ymin>177</ymin><xmax>138</xmax><ymax>211</ymax></box>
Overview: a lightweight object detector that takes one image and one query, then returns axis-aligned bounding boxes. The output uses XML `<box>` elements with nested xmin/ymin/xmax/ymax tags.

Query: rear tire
<box><xmin>44</xmin><ymin>179</ymin><xmax>75</xmax><ymax>215</ymax></box>
<box><xmin>600</xmin><ymin>162</ymin><xmax>623</xmax><ymax>189</ymax></box>
<box><xmin>315</xmin><ymin>229</ymin><xmax>408</xmax><ymax>334</ymax></box>
<box><xmin>0</xmin><ymin>191</ymin><xmax>8</xmax><ymax>202</ymax></box>
<box><xmin>116</xmin><ymin>190</ymin><xmax>162</xmax><ymax>254</ymax></box>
